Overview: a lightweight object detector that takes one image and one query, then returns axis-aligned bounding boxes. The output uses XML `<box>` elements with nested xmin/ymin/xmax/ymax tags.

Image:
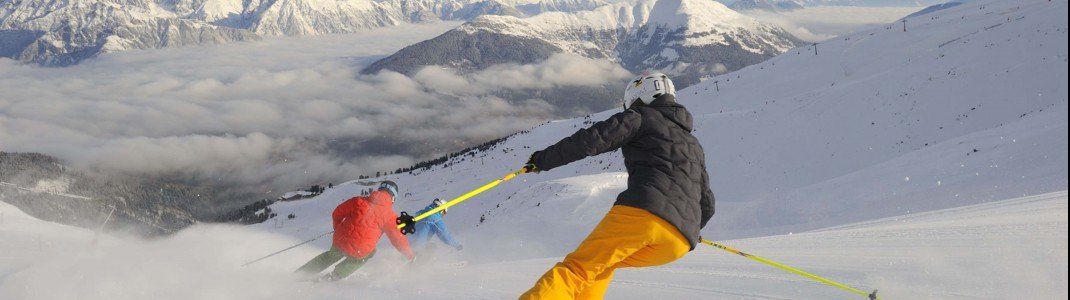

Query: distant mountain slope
<box><xmin>1</xmin><ymin>0</ymin><xmax>602</xmax><ymax>65</ymax></box>
<box><xmin>0</xmin><ymin>152</ymin><xmax>262</xmax><ymax>236</ymax></box>
<box><xmin>0</xmin><ymin>0</ymin><xmax>259</xmax><ymax>66</ymax></box>
<box><xmin>904</xmin><ymin>1</ymin><xmax>964</xmax><ymax>19</ymax></box>
<box><xmin>363</xmin><ymin>0</ymin><xmax>803</xmax><ymax>88</ymax></box>
<box><xmin>231</xmin><ymin>0</ymin><xmax>526</xmax><ymax>36</ymax></box>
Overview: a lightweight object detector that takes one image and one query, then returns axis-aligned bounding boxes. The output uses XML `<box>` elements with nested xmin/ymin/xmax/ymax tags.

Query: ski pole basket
<box><xmin>396</xmin><ymin>211</ymin><xmax>416</xmax><ymax>235</ymax></box>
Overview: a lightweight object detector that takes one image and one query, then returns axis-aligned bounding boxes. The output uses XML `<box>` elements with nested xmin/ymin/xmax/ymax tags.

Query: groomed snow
<box><xmin>1</xmin><ymin>188</ymin><xmax>1064</xmax><ymax>299</ymax></box>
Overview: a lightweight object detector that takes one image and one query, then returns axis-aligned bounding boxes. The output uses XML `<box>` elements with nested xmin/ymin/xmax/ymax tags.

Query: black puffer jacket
<box><xmin>530</xmin><ymin>94</ymin><xmax>715</xmax><ymax>250</ymax></box>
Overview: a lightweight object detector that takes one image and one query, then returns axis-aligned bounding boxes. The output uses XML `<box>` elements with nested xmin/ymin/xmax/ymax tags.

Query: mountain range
<box><xmin>0</xmin><ymin>0</ymin><xmax>607</xmax><ymax>65</ymax></box>
<box><xmin>363</xmin><ymin>0</ymin><xmax>803</xmax><ymax>88</ymax></box>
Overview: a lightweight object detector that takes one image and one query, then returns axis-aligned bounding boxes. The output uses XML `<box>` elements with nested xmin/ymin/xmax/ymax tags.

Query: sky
<box><xmin>0</xmin><ymin>22</ymin><xmax>631</xmax><ymax>191</ymax></box>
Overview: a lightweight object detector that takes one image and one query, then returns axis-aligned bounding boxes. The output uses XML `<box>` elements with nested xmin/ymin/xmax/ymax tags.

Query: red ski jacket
<box><xmin>331</xmin><ymin>190</ymin><xmax>414</xmax><ymax>259</ymax></box>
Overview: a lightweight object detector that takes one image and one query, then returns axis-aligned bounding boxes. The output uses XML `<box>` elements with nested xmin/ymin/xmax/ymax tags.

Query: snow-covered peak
<box><xmin>514</xmin><ymin>0</ymin><xmax>611</xmax><ymax>14</ymax></box>
<box><xmin>463</xmin><ymin>0</ymin><xmax>775</xmax><ymax>45</ymax></box>
<box><xmin>0</xmin><ymin>0</ymin><xmax>259</xmax><ymax>65</ymax></box>
<box><xmin>245</xmin><ymin>0</ymin><xmax>385</xmax><ymax>36</ymax></box>
<box><xmin>647</xmin><ymin>0</ymin><xmax>750</xmax><ymax>28</ymax></box>
<box><xmin>185</xmin><ymin>0</ymin><xmax>245</xmax><ymax>23</ymax></box>
<box><xmin>368</xmin><ymin>0</ymin><xmax>798</xmax><ymax>87</ymax></box>
<box><xmin>647</xmin><ymin>0</ymin><xmax>692</xmax><ymax>27</ymax></box>
<box><xmin>4</xmin><ymin>0</ymin><xmax>589</xmax><ymax>64</ymax></box>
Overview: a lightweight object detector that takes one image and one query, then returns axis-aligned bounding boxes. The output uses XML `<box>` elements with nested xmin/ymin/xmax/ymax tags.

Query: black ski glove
<box><xmin>524</xmin><ymin>152</ymin><xmax>542</xmax><ymax>173</ymax></box>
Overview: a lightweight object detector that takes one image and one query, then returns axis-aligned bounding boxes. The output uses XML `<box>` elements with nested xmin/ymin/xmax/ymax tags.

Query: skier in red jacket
<box><xmin>296</xmin><ymin>181</ymin><xmax>415</xmax><ymax>281</ymax></box>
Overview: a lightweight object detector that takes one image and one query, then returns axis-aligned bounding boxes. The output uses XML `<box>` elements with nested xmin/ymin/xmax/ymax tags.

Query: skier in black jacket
<box><xmin>519</xmin><ymin>72</ymin><xmax>715</xmax><ymax>299</ymax></box>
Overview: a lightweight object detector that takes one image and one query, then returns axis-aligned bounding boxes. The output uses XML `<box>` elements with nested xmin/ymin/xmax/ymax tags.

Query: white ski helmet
<box><xmin>623</xmin><ymin>72</ymin><xmax>675</xmax><ymax>110</ymax></box>
<box><xmin>433</xmin><ymin>198</ymin><xmax>446</xmax><ymax>215</ymax></box>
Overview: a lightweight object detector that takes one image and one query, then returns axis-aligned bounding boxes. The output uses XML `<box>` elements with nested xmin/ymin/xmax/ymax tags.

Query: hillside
<box><xmin>0</xmin><ymin>152</ymin><xmax>263</xmax><ymax>236</ymax></box>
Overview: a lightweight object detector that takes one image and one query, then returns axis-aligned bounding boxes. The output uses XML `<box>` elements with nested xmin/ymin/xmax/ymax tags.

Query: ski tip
<box><xmin>868</xmin><ymin>289</ymin><xmax>878</xmax><ymax>300</ymax></box>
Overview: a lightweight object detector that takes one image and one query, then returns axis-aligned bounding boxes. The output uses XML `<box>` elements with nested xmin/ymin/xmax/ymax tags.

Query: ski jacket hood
<box><xmin>331</xmin><ymin>190</ymin><xmax>414</xmax><ymax>259</ymax></box>
<box><xmin>529</xmin><ymin>94</ymin><xmax>715</xmax><ymax>250</ymax></box>
<box><xmin>648</xmin><ymin>96</ymin><xmax>694</xmax><ymax>132</ymax></box>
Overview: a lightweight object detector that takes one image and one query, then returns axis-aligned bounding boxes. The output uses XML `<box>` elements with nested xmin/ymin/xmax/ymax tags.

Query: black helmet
<box><xmin>378</xmin><ymin>180</ymin><xmax>399</xmax><ymax>197</ymax></box>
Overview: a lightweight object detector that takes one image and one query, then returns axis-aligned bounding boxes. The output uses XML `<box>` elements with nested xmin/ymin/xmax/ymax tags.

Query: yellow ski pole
<box><xmin>396</xmin><ymin>167</ymin><xmax>530</xmax><ymax>234</ymax></box>
<box><xmin>701</xmin><ymin>239</ymin><xmax>880</xmax><ymax>300</ymax></box>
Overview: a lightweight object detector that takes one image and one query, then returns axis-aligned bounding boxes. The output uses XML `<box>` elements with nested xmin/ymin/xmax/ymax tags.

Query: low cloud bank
<box><xmin>0</xmin><ymin>25</ymin><xmax>631</xmax><ymax>190</ymax></box>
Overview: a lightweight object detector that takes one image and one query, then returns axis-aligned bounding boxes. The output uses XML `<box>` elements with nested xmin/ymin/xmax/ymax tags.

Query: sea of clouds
<box><xmin>0</xmin><ymin>22</ymin><xmax>631</xmax><ymax>191</ymax></box>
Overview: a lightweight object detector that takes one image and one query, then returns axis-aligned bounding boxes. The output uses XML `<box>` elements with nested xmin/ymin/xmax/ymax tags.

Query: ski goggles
<box><xmin>379</xmin><ymin>182</ymin><xmax>398</xmax><ymax>197</ymax></box>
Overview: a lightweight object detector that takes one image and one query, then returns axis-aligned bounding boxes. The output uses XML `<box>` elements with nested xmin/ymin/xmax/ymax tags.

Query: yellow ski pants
<box><xmin>520</xmin><ymin>205</ymin><xmax>691</xmax><ymax>299</ymax></box>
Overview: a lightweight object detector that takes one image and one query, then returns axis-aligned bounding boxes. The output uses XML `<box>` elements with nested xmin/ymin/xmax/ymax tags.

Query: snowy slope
<box><xmin>0</xmin><ymin>201</ymin><xmax>93</xmax><ymax>279</ymax></box>
<box><xmin>0</xmin><ymin>200</ymin><xmax>332</xmax><ymax>299</ymax></box>
<box><xmin>2</xmin><ymin>187</ymin><xmax>1064</xmax><ymax>299</ymax></box>
<box><xmin>289</xmin><ymin>191</ymin><xmax>1069</xmax><ymax>299</ymax></box>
